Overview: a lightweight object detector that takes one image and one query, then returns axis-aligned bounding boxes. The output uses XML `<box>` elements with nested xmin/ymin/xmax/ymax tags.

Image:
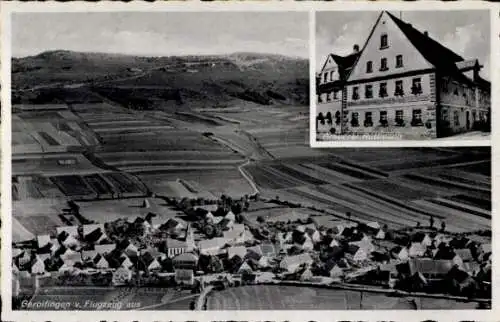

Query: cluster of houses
<box><xmin>12</xmin><ymin>201</ymin><xmax>492</xmax><ymax>300</ymax></box>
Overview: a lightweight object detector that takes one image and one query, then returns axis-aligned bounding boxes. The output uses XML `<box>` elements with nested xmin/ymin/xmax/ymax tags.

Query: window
<box><xmin>366</xmin><ymin>61</ymin><xmax>373</xmax><ymax>73</ymax></box>
<box><xmin>335</xmin><ymin>111</ymin><xmax>341</xmax><ymax>125</ymax></box>
<box><xmin>326</xmin><ymin>92</ymin><xmax>332</xmax><ymax>102</ymax></box>
<box><xmin>330</xmin><ymin>71</ymin><xmax>335</xmax><ymax>81</ymax></box>
<box><xmin>365</xmin><ymin>85</ymin><xmax>373</xmax><ymax>99</ymax></box>
<box><xmin>472</xmin><ymin>110</ymin><xmax>477</xmax><ymax>121</ymax></box>
<box><xmin>379</xmin><ymin>111</ymin><xmax>388</xmax><ymax>127</ymax></box>
<box><xmin>411</xmin><ymin>109</ymin><xmax>423</xmax><ymax>126</ymax></box>
<box><xmin>380</xmin><ymin>58</ymin><xmax>388</xmax><ymax>71</ymax></box>
<box><xmin>395</xmin><ymin>110</ymin><xmax>404</xmax><ymax>126</ymax></box>
<box><xmin>317</xmin><ymin>113</ymin><xmax>325</xmax><ymax>125</ymax></box>
<box><xmin>351</xmin><ymin>112</ymin><xmax>359</xmax><ymax>127</ymax></box>
<box><xmin>326</xmin><ymin>112</ymin><xmax>333</xmax><ymax>125</ymax></box>
<box><xmin>396</xmin><ymin>55</ymin><xmax>403</xmax><ymax>68</ymax></box>
<box><xmin>380</xmin><ymin>34</ymin><xmax>388</xmax><ymax>49</ymax></box>
<box><xmin>352</xmin><ymin>87</ymin><xmax>359</xmax><ymax>100</ymax></box>
<box><xmin>323</xmin><ymin>73</ymin><xmax>328</xmax><ymax>84</ymax></box>
<box><xmin>317</xmin><ymin>95</ymin><xmax>322</xmax><ymax>104</ymax></box>
<box><xmin>333</xmin><ymin>90</ymin><xmax>338</xmax><ymax>100</ymax></box>
<box><xmin>379</xmin><ymin>82</ymin><xmax>388</xmax><ymax>98</ymax></box>
<box><xmin>395</xmin><ymin>80</ymin><xmax>404</xmax><ymax>96</ymax></box>
<box><xmin>411</xmin><ymin>78</ymin><xmax>422</xmax><ymax>95</ymax></box>
<box><xmin>454</xmin><ymin>111</ymin><xmax>460</xmax><ymax>126</ymax></box>
<box><xmin>364</xmin><ymin>112</ymin><xmax>373</xmax><ymax>127</ymax></box>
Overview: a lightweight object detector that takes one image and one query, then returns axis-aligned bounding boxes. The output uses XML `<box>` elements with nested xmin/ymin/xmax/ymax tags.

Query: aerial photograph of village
<box><xmin>9</xmin><ymin>10</ymin><xmax>491</xmax><ymax>311</ymax></box>
<box><xmin>314</xmin><ymin>11</ymin><xmax>491</xmax><ymax>141</ymax></box>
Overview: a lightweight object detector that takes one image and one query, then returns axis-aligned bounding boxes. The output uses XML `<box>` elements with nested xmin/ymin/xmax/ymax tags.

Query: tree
<box><xmin>441</xmin><ymin>221</ymin><xmax>446</xmax><ymax>233</ymax></box>
<box><xmin>231</xmin><ymin>203</ymin><xmax>242</xmax><ymax>215</ymax></box>
<box><xmin>203</xmin><ymin>224</ymin><xmax>216</xmax><ymax>238</ymax></box>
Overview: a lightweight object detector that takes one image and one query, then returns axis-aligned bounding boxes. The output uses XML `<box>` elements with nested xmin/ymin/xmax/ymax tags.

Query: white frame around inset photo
<box><xmin>310</xmin><ymin>4</ymin><xmax>496</xmax><ymax>148</ymax></box>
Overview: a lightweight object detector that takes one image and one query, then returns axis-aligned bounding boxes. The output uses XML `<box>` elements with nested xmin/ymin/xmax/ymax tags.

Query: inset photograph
<box><xmin>313</xmin><ymin>10</ymin><xmax>491</xmax><ymax>145</ymax></box>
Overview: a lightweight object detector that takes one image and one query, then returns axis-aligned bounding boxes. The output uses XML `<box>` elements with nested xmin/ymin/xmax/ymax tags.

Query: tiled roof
<box><xmin>386</xmin><ymin>12</ymin><xmax>463</xmax><ymax>70</ymax></box>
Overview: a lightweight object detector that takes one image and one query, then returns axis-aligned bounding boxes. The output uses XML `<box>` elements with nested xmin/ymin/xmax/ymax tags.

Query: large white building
<box><xmin>316</xmin><ymin>11</ymin><xmax>490</xmax><ymax>139</ymax></box>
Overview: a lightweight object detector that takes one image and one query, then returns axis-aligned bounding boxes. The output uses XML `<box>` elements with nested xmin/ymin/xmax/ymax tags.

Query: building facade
<box><xmin>316</xmin><ymin>11</ymin><xmax>490</xmax><ymax>139</ymax></box>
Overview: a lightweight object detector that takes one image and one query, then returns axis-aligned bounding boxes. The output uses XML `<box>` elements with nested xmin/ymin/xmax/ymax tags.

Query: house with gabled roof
<box><xmin>279</xmin><ymin>253</ymin><xmax>313</xmax><ymax>273</ymax></box>
<box><xmin>346</xmin><ymin>244</ymin><xmax>368</xmax><ymax>262</ymax></box>
<box><xmin>118</xmin><ymin>239</ymin><xmax>139</xmax><ymax>257</ymax></box>
<box><xmin>408</xmin><ymin>242</ymin><xmax>426</xmax><ymax>258</ymax></box>
<box><xmin>83</xmin><ymin>224</ymin><xmax>108</xmax><ymax>243</ymax></box>
<box><xmin>227</xmin><ymin>246</ymin><xmax>248</xmax><ymax>260</ymax></box>
<box><xmin>37</xmin><ymin>234</ymin><xmax>51</xmax><ymax>249</ymax></box>
<box><xmin>173</xmin><ymin>252</ymin><xmax>199</xmax><ymax>269</ymax></box>
<box><xmin>198</xmin><ymin>237</ymin><xmax>229</xmax><ymax>256</ymax></box>
<box><xmin>56</xmin><ymin>226</ymin><xmax>78</xmax><ymax>238</ymax></box>
<box><xmin>316</xmin><ymin>11</ymin><xmax>490</xmax><ymax>138</ymax></box>
<box><xmin>237</xmin><ymin>261</ymin><xmax>254</xmax><ymax>275</ymax></box>
<box><xmin>95</xmin><ymin>243</ymin><xmax>116</xmax><ymax>255</ymax></box>
<box><xmin>390</xmin><ymin>245</ymin><xmax>409</xmax><ymax>261</ymax></box>
<box><xmin>30</xmin><ymin>256</ymin><xmax>47</xmax><ymax>275</ymax></box>
<box><xmin>164</xmin><ymin>238</ymin><xmax>188</xmax><ymax>258</ymax></box>
<box><xmin>93</xmin><ymin>254</ymin><xmax>110</xmax><ymax>269</ymax></box>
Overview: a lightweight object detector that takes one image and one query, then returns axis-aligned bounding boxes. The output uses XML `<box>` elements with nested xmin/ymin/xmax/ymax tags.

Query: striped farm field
<box><xmin>349</xmin><ymin>179</ymin><xmax>438</xmax><ymax>201</ymax></box>
<box><xmin>97</xmin><ymin>130</ymin><xmax>228</xmax><ymax>153</ymax></box>
<box><xmin>327</xmin><ymin>148</ymin><xmax>455</xmax><ymax>164</ymax></box>
<box><xmin>206</xmin><ymin>285</ymin><xmax>477</xmax><ymax>310</ymax></box>
<box><xmin>138</xmin><ymin>167</ymin><xmax>254</xmax><ymax>198</ymax></box>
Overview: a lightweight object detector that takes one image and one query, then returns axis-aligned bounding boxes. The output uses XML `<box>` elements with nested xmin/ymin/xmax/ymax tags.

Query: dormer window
<box><xmin>380</xmin><ymin>58</ymin><xmax>388</xmax><ymax>71</ymax></box>
<box><xmin>380</xmin><ymin>34</ymin><xmax>389</xmax><ymax>49</ymax></box>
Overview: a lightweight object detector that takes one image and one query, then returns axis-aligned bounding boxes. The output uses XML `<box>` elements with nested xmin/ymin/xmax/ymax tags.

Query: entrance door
<box><xmin>466</xmin><ymin>111</ymin><xmax>470</xmax><ymax>130</ymax></box>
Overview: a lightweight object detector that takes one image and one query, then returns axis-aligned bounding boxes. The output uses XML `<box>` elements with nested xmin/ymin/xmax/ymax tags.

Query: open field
<box><xmin>206</xmin><ymin>285</ymin><xmax>478</xmax><ymax>310</ymax></box>
<box><xmin>12</xmin><ymin>153</ymin><xmax>104</xmax><ymax>176</ymax></box>
<box><xmin>139</xmin><ymin>168</ymin><xmax>254</xmax><ymax>198</ymax></box>
<box><xmin>13</xmin><ymin>171</ymin><xmax>148</xmax><ymax>202</ymax></box>
<box><xmin>246</xmin><ymin>148</ymin><xmax>490</xmax><ymax>233</ymax></box>
<box><xmin>13</xmin><ymin>198</ymin><xmax>68</xmax><ymax>240</ymax></box>
<box><xmin>76</xmin><ymin>197</ymin><xmax>181</xmax><ymax>224</ymax></box>
<box><xmin>12</xmin><ymin>111</ymin><xmax>100</xmax><ymax>155</ymax></box>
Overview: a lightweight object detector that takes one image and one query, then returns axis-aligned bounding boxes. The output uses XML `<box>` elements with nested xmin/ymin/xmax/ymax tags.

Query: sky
<box><xmin>316</xmin><ymin>10</ymin><xmax>490</xmax><ymax>80</ymax></box>
<box><xmin>12</xmin><ymin>12</ymin><xmax>309</xmax><ymax>59</ymax></box>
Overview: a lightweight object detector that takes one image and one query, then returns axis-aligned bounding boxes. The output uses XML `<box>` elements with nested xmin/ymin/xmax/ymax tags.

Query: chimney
<box><xmin>353</xmin><ymin>44</ymin><xmax>360</xmax><ymax>53</ymax></box>
<box><xmin>424</xmin><ymin>31</ymin><xmax>429</xmax><ymax>37</ymax></box>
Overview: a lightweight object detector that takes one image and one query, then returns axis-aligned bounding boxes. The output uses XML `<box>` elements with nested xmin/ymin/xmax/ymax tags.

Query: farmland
<box><xmin>11</xmin><ymin>51</ymin><xmax>491</xmax><ymax>254</ymax></box>
<box><xmin>243</xmin><ymin>147</ymin><xmax>491</xmax><ymax>233</ymax></box>
<box><xmin>206</xmin><ymin>285</ymin><xmax>478</xmax><ymax>310</ymax></box>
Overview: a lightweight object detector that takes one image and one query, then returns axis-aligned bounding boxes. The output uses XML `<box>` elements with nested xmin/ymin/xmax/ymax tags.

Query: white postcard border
<box><xmin>1</xmin><ymin>1</ymin><xmax>498</xmax><ymax>321</ymax></box>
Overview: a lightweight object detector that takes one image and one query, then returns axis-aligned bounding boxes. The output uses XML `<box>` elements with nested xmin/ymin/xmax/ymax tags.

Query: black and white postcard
<box><xmin>0</xmin><ymin>1</ymin><xmax>497</xmax><ymax>322</ymax></box>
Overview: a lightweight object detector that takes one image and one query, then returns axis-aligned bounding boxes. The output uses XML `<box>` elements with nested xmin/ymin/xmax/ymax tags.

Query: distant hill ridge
<box><xmin>12</xmin><ymin>50</ymin><xmax>309</xmax><ymax>107</ymax></box>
